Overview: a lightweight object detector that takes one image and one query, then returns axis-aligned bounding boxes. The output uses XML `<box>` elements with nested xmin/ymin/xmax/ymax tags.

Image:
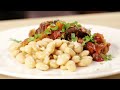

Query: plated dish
<box><xmin>0</xmin><ymin>20</ymin><xmax>120</xmax><ymax>79</ymax></box>
<box><xmin>9</xmin><ymin>20</ymin><xmax>111</xmax><ymax>72</ymax></box>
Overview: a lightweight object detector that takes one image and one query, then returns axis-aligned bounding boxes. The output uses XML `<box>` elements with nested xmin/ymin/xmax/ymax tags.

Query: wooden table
<box><xmin>0</xmin><ymin>12</ymin><xmax>120</xmax><ymax>79</ymax></box>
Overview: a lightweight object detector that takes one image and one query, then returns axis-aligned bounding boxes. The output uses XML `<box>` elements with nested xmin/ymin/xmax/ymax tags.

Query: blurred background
<box><xmin>0</xmin><ymin>11</ymin><xmax>118</xmax><ymax>20</ymax></box>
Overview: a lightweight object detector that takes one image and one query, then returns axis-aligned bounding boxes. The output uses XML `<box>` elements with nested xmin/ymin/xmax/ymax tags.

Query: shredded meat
<box><xmin>85</xmin><ymin>33</ymin><xmax>110</xmax><ymax>61</ymax></box>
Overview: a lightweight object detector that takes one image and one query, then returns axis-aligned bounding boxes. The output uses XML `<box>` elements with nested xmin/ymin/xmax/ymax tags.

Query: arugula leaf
<box><xmin>70</xmin><ymin>21</ymin><xmax>81</xmax><ymax>29</ymax></box>
<box><xmin>61</xmin><ymin>28</ymin><xmax>65</xmax><ymax>32</ymax></box>
<box><xmin>73</xmin><ymin>21</ymin><xmax>78</xmax><ymax>24</ymax></box>
<box><xmin>71</xmin><ymin>33</ymin><xmax>78</xmax><ymax>42</ymax></box>
<box><xmin>28</xmin><ymin>37</ymin><xmax>35</xmax><ymax>42</ymax></box>
<box><xmin>104</xmin><ymin>54</ymin><xmax>112</xmax><ymax>61</ymax></box>
<box><xmin>10</xmin><ymin>38</ymin><xmax>22</xmax><ymax>43</ymax></box>
<box><xmin>50</xmin><ymin>26</ymin><xmax>58</xmax><ymax>31</ymax></box>
<box><xmin>77</xmin><ymin>24</ymin><xmax>81</xmax><ymax>27</ymax></box>
<box><xmin>82</xmin><ymin>35</ymin><xmax>95</xmax><ymax>46</ymax></box>
<box><xmin>34</xmin><ymin>34</ymin><xmax>41</xmax><ymax>39</ymax></box>
<box><xmin>65</xmin><ymin>23</ymin><xmax>71</xmax><ymax>30</ymax></box>
<box><xmin>44</xmin><ymin>29</ymin><xmax>51</xmax><ymax>34</ymax></box>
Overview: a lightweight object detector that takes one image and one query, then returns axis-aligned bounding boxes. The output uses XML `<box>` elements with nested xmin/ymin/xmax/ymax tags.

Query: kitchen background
<box><xmin>0</xmin><ymin>11</ymin><xmax>118</xmax><ymax>20</ymax></box>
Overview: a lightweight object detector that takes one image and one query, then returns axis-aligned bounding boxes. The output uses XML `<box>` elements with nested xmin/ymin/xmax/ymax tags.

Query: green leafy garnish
<box><xmin>82</xmin><ymin>35</ymin><xmax>95</xmax><ymax>46</ymax></box>
<box><xmin>70</xmin><ymin>21</ymin><xmax>81</xmax><ymax>28</ymax></box>
<box><xmin>34</xmin><ymin>34</ymin><xmax>41</xmax><ymax>39</ymax></box>
<box><xmin>77</xmin><ymin>24</ymin><xmax>81</xmax><ymax>27</ymax></box>
<box><xmin>101</xmin><ymin>54</ymin><xmax>112</xmax><ymax>61</ymax></box>
<box><xmin>44</xmin><ymin>29</ymin><xmax>51</xmax><ymax>34</ymax></box>
<box><xmin>50</xmin><ymin>26</ymin><xmax>58</xmax><ymax>31</ymax></box>
<box><xmin>61</xmin><ymin>28</ymin><xmax>65</xmax><ymax>32</ymax></box>
<box><xmin>28</xmin><ymin>37</ymin><xmax>35</xmax><ymax>42</ymax></box>
<box><xmin>71</xmin><ymin>21</ymin><xmax>78</xmax><ymax>25</ymax></box>
<box><xmin>71</xmin><ymin>33</ymin><xmax>78</xmax><ymax>42</ymax></box>
<box><xmin>10</xmin><ymin>38</ymin><xmax>22</xmax><ymax>43</ymax></box>
<box><xmin>65</xmin><ymin>23</ymin><xmax>71</xmax><ymax>30</ymax></box>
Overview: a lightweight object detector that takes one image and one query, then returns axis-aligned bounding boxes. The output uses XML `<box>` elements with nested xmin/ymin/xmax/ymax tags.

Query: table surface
<box><xmin>0</xmin><ymin>12</ymin><xmax>120</xmax><ymax>79</ymax></box>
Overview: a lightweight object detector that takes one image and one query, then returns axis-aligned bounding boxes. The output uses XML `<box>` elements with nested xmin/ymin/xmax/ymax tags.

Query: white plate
<box><xmin>0</xmin><ymin>24</ymin><xmax>120</xmax><ymax>79</ymax></box>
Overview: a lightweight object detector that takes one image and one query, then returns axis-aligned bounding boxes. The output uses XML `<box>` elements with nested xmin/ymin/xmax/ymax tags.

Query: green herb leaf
<box><xmin>71</xmin><ymin>33</ymin><xmax>78</xmax><ymax>42</ymax></box>
<box><xmin>44</xmin><ymin>29</ymin><xmax>51</xmax><ymax>34</ymax></box>
<box><xmin>65</xmin><ymin>23</ymin><xmax>71</xmax><ymax>30</ymax></box>
<box><xmin>73</xmin><ymin>21</ymin><xmax>78</xmax><ymax>24</ymax></box>
<box><xmin>10</xmin><ymin>38</ymin><xmax>22</xmax><ymax>43</ymax></box>
<box><xmin>77</xmin><ymin>24</ymin><xmax>81</xmax><ymax>27</ymax></box>
<box><xmin>61</xmin><ymin>28</ymin><xmax>65</xmax><ymax>32</ymax></box>
<box><xmin>104</xmin><ymin>54</ymin><xmax>112</xmax><ymax>61</ymax></box>
<box><xmin>28</xmin><ymin>37</ymin><xmax>35</xmax><ymax>42</ymax></box>
<box><xmin>34</xmin><ymin>34</ymin><xmax>41</xmax><ymax>39</ymax></box>
<box><xmin>82</xmin><ymin>35</ymin><xmax>95</xmax><ymax>46</ymax></box>
<box><xmin>50</xmin><ymin>26</ymin><xmax>58</xmax><ymax>31</ymax></box>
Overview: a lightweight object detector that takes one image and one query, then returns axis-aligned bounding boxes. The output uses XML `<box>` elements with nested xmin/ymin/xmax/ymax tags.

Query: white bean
<box><xmin>53</xmin><ymin>55</ymin><xmax>58</xmax><ymax>60</ymax></box>
<box><xmin>32</xmin><ymin>54</ymin><xmax>37</xmax><ymax>60</ymax></box>
<box><xmin>30</xmin><ymin>44</ymin><xmax>38</xmax><ymax>52</ymax></box>
<box><xmin>46</xmin><ymin>42</ymin><xmax>55</xmax><ymax>55</ymax></box>
<box><xmin>37</xmin><ymin>40</ymin><xmax>48</xmax><ymax>47</ymax></box>
<box><xmin>28</xmin><ymin>41</ymin><xmax>36</xmax><ymax>46</ymax></box>
<box><xmin>42</xmin><ymin>38</ymin><xmax>53</xmax><ymax>43</ymax></box>
<box><xmin>72</xmin><ymin>55</ymin><xmax>81</xmax><ymax>63</ymax></box>
<box><xmin>54</xmin><ymin>39</ymin><xmax>63</xmax><ymax>47</ymax></box>
<box><xmin>78</xmin><ymin>56</ymin><xmax>93</xmax><ymax>67</ymax></box>
<box><xmin>16</xmin><ymin>53</ymin><xmax>25</xmax><ymax>64</ymax></box>
<box><xmin>82</xmin><ymin>56</ymin><xmax>93</xmax><ymax>60</ymax></box>
<box><xmin>68</xmin><ymin>43</ymin><xmax>74</xmax><ymax>49</ymax></box>
<box><xmin>59</xmin><ymin>43</ymin><xmax>67</xmax><ymax>51</ymax></box>
<box><xmin>10</xmin><ymin>50</ymin><xmax>20</xmax><ymax>57</ymax></box>
<box><xmin>24</xmin><ymin>45</ymin><xmax>32</xmax><ymax>54</ymax></box>
<box><xmin>20</xmin><ymin>47</ymin><xmax>25</xmax><ymax>52</ymax></box>
<box><xmin>57</xmin><ymin>54</ymin><xmax>70</xmax><ymax>65</ymax></box>
<box><xmin>9</xmin><ymin>42</ymin><xmax>21</xmax><ymax>51</ymax></box>
<box><xmin>73</xmin><ymin>42</ymin><xmax>83</xmax><ymax>53</ymax></box>
<box><xmin>50</xmin><ymin>60</ymin><xmax>59</xmax><ymax>69</ymax></box>
<box><xmin>54</xmin><ymin>50</ymin><xmax>63</xmax><ymax>55</ymax></box>
<box><xmin>80</xmin><ymin>50</ymin><xmax>89</xmax><ymax>57</ymax></box>
<box><xmin>62</xmin><ymin>40</ymin><xmax>69</xmax><ymax>44</ymax></box>
<box><xmin>60</xmin><ymin>65</ymin><xmax>67</xmax><ymax>70</ymax></box>
<box><xmin>36</xmin><ymin>62</ymin><xmax>49</xmax><ymax>71</ymax></box>
<box><xmin>35</xmin><ymin>51</ymin><xmax>45</xmax><ymax>61</ymax></box>
<box><xmin>39</xmin><ymin>47</ymin><xmax>45</xmax><ymax>51</ymax></box>
<box><xmin>64</xmin><ymin>47</ymin><xmax>76</xmax><ymax>57</ymax></box>
<box><xmin>65</xmin><ymin>61</ymin><xmax>76</xmax><ymax>72</ymax></box>
<box><xmin>25</xmin><ymin>56</ymin><xmax>36</xmax><ymax>68</ymax></box>
<box><xmin>43</xmin><ymin>56</ymin><xmax>50</xmax><ymax>65</ymax></box>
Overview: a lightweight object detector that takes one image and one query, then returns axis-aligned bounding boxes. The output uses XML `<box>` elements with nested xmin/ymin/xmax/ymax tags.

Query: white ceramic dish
<box><xmin>0</xmin><ymin>24</ymin><xmax>120</xmax><ymax>79</ymax></box>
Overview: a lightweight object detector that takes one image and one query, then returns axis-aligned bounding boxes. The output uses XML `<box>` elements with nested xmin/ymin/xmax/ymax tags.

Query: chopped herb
<box><xmin>44</xmin><ymin>29</ymin><xmax>51</xmax><ymax>34</ymax></box>
<box><xmin>50</xmin><ymin>26</ymin><xmax>58</xmax><ymax>31</ymax></box>
<box><xmin>61</xmin><ymin>28</ymin><xmax>65</xmax><ymax>32</ymax></box>
<box><xmin>70</xmin><ymin>21</ymin><xmax>81</xmax><ymax>29</ymax></box>
<box><xmin>73</xmin><ymin>21</ymin><xmax>78</xmax><ymax>24</ymax></box>
<box><xmin>71</xmin><ymin>33</ymin><xmax>78</xmax><ymax>42</ymax></box>
<box><xmin>10</xmin><ymin>38</ymin><xmax>22</xmax><ymax>43</ymax></box>
<box><xmin>77</xmin><ymin>24</ymin><xmax>81</xmax><ymax>27</ymax></box>
<box><xmin>65</xmin><ymin>23</ymin><xmax>71</xmax><ymax>30</ymax></box>
<box><xmin>70</xmin><ymin>21</ymin><xmax>78</xmax><ymax>25</ymax></box>
<box><xmin>82</xmin><ymin>35</ymin><xmax>95</xmax><ymax>46</ymax></box>
<box><xmin>28</xmin><ymin>37</ymin><xmax>35</xmax><ymax>42</ymax></box>
<box><xmin>34</xmin><ymin>34</ymin><xmax>41</xmax><ymax>39</ymax></box>
<box><xmin>102</xmin><ymin>54</ymin><xmax>112</xmax><ymax>61</ymax></box>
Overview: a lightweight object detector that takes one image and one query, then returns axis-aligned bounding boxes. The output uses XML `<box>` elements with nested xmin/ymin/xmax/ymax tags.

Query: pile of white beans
<box><xmin>9</xmin><ymin>38</ymin><xmax>93</xmax><ymax>72</ymax></box>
